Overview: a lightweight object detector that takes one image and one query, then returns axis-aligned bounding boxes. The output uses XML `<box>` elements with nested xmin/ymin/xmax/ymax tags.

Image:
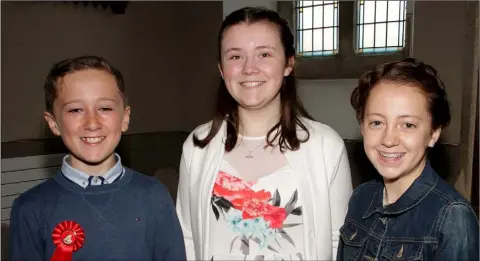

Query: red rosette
<box><xmin>50</xmin><ymin>221</ymin><xmax>85</xmax><ymax>261</ymax></box>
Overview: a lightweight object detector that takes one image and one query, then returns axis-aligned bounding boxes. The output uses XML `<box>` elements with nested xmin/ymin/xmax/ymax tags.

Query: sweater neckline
<box><xmin>55</xmin><ymin>167</ymin><xmax>133</xmax><ymax>194</ymax></box>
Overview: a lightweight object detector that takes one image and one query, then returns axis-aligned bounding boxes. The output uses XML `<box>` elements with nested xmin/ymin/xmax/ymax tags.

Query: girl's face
<box><xmin>361</xmin><ymin>81</ymin><xmax>441</xmax><ymax>182</ymax></box>
<box><xmin>219</xmin><ymin>21</ymin><xmax>293</xmax><ymax>113</ymax></box>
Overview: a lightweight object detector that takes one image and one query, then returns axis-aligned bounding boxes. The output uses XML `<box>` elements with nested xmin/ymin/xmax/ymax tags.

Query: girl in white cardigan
<box><xmin>176</xmin><ymin>7</ymin><xmax>353</xmax><ymax>261</ymax></box>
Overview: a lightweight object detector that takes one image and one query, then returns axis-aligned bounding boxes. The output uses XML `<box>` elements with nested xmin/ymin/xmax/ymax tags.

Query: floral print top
<box><xmin>209</xmin><ymin>160</ymin><xmax>304</xmax><ymax>261</ymax></box>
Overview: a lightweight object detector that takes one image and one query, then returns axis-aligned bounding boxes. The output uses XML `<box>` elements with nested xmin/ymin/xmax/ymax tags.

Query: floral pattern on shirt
<box><xmin>211</xmin><ymin>171</ymin><xmax>302</xmax><ymax>254</ymax></box>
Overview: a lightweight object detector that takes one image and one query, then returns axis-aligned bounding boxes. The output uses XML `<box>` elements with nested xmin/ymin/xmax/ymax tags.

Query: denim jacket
<box><xmin>337</xmin><ymin>162</ymin><xmax>479</xmax><ymax>261</ymax></box>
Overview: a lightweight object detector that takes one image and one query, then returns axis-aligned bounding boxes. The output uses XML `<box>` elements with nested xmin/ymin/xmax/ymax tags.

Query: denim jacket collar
<box><xmin>362</xmin><ymin>162</ymin><xmax>439</xmax><ymax>219</ymax></box>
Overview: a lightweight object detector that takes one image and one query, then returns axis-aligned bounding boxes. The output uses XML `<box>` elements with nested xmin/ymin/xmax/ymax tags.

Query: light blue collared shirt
<box><xmin>61</xmin><ymin>153</ymin><xmax>125</xmax><ymax>188</ymax></box>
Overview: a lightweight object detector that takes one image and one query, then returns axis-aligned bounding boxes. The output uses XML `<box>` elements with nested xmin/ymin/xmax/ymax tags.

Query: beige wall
<box><xmin>411</xmin><ymin>1</ymin><xmax>476</xmax><ymax>145</ymax></box>
<box><xmin>1</xmin><ymin>1</ymin><xmax>222</xmax><ymax>142</ymax></box>
<box><xmin>2</xmin><ymin>1</ymin><xmax>477</xmax><ymax>146</ymax></box>
<box><xmin>299</xmin><ymin>1</ymin><xmax>476</xmax><ymax>144</ymax></box>
<box><xmin>223</xmin><ymin>0</ymin><xmax>277</xmax><ymax>18</ymax></box>
<box><xmin>223</xmin><ymin>1</ymin><xmax>477</xmax><ymax>144</ymax></box>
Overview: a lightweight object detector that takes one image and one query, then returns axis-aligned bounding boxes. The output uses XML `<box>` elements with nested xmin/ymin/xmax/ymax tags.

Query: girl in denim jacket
<box><xmin>337</xmin><ymin>58</ymin><xmax>479</xmax><ymax>261</ymax></box>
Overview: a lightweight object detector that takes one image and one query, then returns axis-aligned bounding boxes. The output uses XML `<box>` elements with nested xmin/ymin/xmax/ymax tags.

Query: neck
<box><xmin>69</xmin><ymin>154</ymin><xmax>117</xmax><ymax>176</ymax></box>
<box><xmin>383</xmin><ymin>157</ymin><xmax>427</xmax><ymax>204</ymax></box>
<box><xmin>238</xmin><ymin>98</ymin><xmax>281</xmax><ymax>137</ymax></box>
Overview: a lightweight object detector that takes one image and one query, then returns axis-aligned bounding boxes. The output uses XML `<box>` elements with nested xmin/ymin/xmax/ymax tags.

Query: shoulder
<box><xmin>126</xmin><ymin>168</ymin><xmax>169</xmax><ymax>192</ymax></box>
<box><xmin>182</xmin><ymin>120</ymin><xmax>214</xmax><ymax>151</ymax></box>
<box><xmin>440</xmin><ymin>202</ymin><xmax>478</xmax><ymax>219</ymax></box>
<box><xmin>12</xmin><ymin>178</ymin><xmax>59</xmax><ymax>213</ymax></box>
<box><xmin>339</xmin><ymin>180</ymin><xmax>380</xmax><ymax>220</ymax></box>
<box><xmin>352</xmin><ymin>180</ymin><xmax>379</xmax><ymax>197</ymax></box>
<box><xmin>349</xmin><ymin>180</ymin><xmax>380</xmax><ymax>205</ymax></box>
<box><xmin>299</xmin><ymin>117</ymin><xmax>346</xmax><ymax>151</ymax></box>
<box><xmin>191</xmin><ymin>120</ymin><xmax>214</xmax><ymax>139</ymax></box>
<box><xmin>435</xmin><ymin>201</ymin><xmax>479</xmax><ymax>235</ymax></box>
<box><xmin>301</xmin><ymin>118</ymin><xmax>344</xmax><ymax>144</ymax></box>
<box><xmin>433</xmin><ymin>177</ymin><xmax>472</xmax><ymax>206</ymax></box>
<box><xmin>181</xmin><ymin>120</ymin><xmax>223</xmax><ymax>166</ymax></box>
<box><xmin>126</xmin><ymin>168</ymin><xmax>173</xmax><ymax>201</ymax></box>
<box><xmin>431</xmin><ymin>177</ymin><xmax>478</xmax><ymax>224</ymax></box>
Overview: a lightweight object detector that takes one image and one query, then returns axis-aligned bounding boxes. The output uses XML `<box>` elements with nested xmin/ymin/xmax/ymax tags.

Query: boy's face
<box><xmin>44</xmin><ymin>69</ymin><xmax>130</xmax><ymax>174</ymax></box>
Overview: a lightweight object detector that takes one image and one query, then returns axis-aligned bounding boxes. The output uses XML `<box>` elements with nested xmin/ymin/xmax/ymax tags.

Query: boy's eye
<box><xmin>229</xmin><ymin>55</ymin><xmax>241</xmax><ymax>60</ymax></box>
<box><xmin>68</xmin><ymin>108</ymin><xmax>82</xmax><ymax>113</ymax></box>
<box><xmin>99</xmin><ymin>107</ymin><xmax>113</xmax><ymax>111</ymax></box>
<box><xmin>404</xmin><ymin>122</ymin><xmax>416</xmax><ymax>128</ymax></box>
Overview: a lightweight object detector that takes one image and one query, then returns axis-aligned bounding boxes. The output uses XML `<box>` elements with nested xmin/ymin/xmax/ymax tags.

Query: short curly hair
<box><xmin>351</xmin><ymin>58</ymin><xmax>451</xmax><ymax>130</ymax></box>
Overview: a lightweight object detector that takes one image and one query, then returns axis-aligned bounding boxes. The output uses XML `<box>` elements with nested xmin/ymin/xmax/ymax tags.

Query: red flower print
<box><xmin>231</xmin><ymin>190</ymin><xmax>271</xmax><ymax>218</ymax></box>
<box><xmin>263</xmin><ymin>206</ymin><xmax>287</xmax><ymax>229</ymax></box>
<box><xmin>231</xmin><ymin>190</ymin><xmax>287</xmax><ymax>229</ymax></box>
<box><xmin>213</xmin><ymin>171</ymin><xmax>254</xmax><ymax>201</ymax></box>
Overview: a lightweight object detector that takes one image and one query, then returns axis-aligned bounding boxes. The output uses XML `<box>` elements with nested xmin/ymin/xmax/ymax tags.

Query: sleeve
<box><xmin>175</xmin><ymin>152</ymin><xmax>196</xmax><ymax>260</ymax></box>
<box><xmin>328</xmin><ymin>144</ymin><xmax>353</xmax><ymax>260</ymax></box>
<box><xmin>9</xmin><ymin>198</ymin><xmax>45</xmax><ymax>261</ymax></box>
<box><xmin>153</xmin><ymin>184</ymin><xmax>187</xmax><ymax>261</ymax></box>
<box><xmin>336</xmin><ymin>235</ymin><xmax>346</xmax><ymax>261</ymax></box>
<box><xmin>433</xmin><ymin>203</ymin><xmax>479</xmax><ymax>260</ymax></box>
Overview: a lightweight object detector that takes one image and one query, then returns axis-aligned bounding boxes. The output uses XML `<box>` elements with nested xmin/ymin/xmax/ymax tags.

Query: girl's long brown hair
<box><xmin>193</xmin><ymin>7</ymin><xmax>313</xmax><ymax>152</ymax></box>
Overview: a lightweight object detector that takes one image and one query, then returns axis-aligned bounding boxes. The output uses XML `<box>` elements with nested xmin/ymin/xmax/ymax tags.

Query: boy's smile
<box><xmin>81</xmin><ymin>136</ymin><xmax>106</xmax><ymax>144</ymax></box>
<box><xmin>44</xmin><ymin>69</ymin><xmax>130</xmax><ymax>175</ymax></box>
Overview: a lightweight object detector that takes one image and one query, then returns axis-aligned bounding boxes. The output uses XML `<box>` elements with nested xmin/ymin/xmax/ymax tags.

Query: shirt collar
<box><xmin>362</xmin><ymin>161</ymin><xmax>439</xmax><ymax>218</ymax></box>
<box><xmin>61</xmin><ymin>153</ymin><xmax>124</xmax><ymax>188</ymax></box>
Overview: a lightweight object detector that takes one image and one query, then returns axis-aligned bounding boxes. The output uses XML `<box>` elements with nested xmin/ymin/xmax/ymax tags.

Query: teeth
<box><xmin>241</xmin><ymin>81</ymin><xmax>264</xmax><ymax>88</ymax></box>
<box><xmin>379</xmin><ymin>152</ymin><xmax>404</xmax><ymax>158</ymax></box>
<box><xmin>82</xmin><ymin>137</ymin><xmax>105</xmax><ymax>144</ymax></box>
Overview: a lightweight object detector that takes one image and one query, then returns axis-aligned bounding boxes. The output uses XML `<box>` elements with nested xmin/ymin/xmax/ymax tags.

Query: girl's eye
<box><xmin>369</xmin><ymin>120</ymin><xmax>382</xmax><ymax>127</ymax></box>
<box><xmin>229</xmin><ymin>55</ymin><xmax>241</xmax><ymax>60</ymax></box>
<box><xmin>100</xmin><ymin>107</ymin><xmax>113</xmax><ymax>111</ymax></box>
<box><xmin>261</xmin><ymin>53</ymin><xmax>271</xmax><ymax>58</ymax></box>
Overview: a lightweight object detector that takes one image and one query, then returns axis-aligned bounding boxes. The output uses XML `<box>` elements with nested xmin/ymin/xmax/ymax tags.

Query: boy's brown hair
<box><xmin>44</xmin><ymin>55</ymin><xmax>126</xmax><ymax>113</ymax></box>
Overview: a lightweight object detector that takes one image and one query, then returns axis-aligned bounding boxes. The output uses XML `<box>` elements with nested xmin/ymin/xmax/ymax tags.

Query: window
<box><xmin>278</xmin><ymin>1</ymin><xmax>412</xmax><ymax>79</ymax></box>
<box><xmin>356</xmin><ymin>1</ymin><xmax>407</xmax><ymax>53</ymax></box>
<box><xmin>295</xmin><ymin>1</ymin><xmax>339</xmax><ymax>56</ymax></box>
<box><xmin>293</xmin><ymin>0</ymin><xmax>407</xmax><ymax>57</ymax></box>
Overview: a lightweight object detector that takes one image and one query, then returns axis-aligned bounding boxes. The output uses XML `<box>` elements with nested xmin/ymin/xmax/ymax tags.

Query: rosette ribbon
<box><xmin>50</xmin><ymin>221</ymin><xmax>85</xmax><ymax>261</ymax></box>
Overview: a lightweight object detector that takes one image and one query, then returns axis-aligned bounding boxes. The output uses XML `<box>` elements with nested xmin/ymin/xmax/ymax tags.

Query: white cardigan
<box><xmin>176</xmin><ymin>118</ymin><xmax>353</xmax><ymax>260</ymax></box>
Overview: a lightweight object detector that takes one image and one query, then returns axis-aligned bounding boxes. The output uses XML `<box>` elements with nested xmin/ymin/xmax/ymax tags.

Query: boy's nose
<box><xmin>84</xmin><ymin>113</ymin><xmax>101</xmax><ymax>131</ymax></box>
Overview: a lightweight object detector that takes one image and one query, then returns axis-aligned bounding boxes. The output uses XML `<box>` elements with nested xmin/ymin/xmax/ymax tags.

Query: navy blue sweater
<box><xmin>9</xmin><ymin>168</ymin><xmax>186</xmax><ymax>261</ymax></box>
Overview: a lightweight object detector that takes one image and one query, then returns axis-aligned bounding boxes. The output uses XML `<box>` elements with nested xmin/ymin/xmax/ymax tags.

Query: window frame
<box><xmin>278</xmin><ymin>1</ymin><xmax>413</xmax><ymax>79</ymax></box>
<box><xmin>294</xmin><ymin>1</ymin><xmax>341</xmax><ymax>57</ymax></box>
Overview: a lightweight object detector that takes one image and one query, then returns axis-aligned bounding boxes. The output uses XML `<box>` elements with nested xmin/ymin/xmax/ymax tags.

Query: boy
<box><xmin>9</xmin><ymin>56</ymin><xmax>186</xmax><ymax>261</ymax></box>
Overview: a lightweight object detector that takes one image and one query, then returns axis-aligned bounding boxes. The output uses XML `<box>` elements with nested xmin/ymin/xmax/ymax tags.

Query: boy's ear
<box><xmin>121</xmin><ymin>106</ymin><xmax>131</xmax><ymax>132</ymax></box>
<box><xmin>44</xmin><ymin>112</ymin><xmax>61</xmax><ymax>136</ymax></box>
